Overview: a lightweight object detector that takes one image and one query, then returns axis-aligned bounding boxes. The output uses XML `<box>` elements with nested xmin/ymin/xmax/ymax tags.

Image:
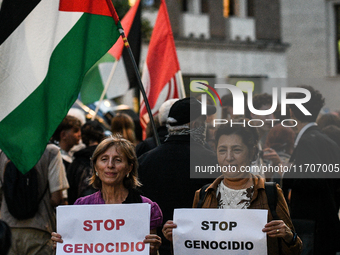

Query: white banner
<box><xmin>173</xmin><ymin>209</ymin><xmax>267</xmax><ymax>255</ymax></box>
<box><xmin>56</xmin><ymin>204</ymin><xmax>150</xmax><ymax>254</ymax></box>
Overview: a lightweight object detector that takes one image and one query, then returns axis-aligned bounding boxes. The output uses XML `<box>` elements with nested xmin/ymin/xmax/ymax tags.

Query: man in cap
<box><xmin>138</xmin><ymin>97</ymin><xmax>218</xmax><ymax>255</ymax></box>
<box><xmin>136</xmin><ymin>99</ymin><xmax>178</xmax><ymax>157</ymax></box>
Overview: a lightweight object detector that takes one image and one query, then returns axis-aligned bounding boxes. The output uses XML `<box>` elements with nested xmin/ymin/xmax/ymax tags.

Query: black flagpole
<box><xmin>105</xmin><ymin>0</ymin><xmax>161</xmax><ymax>146</ymax></box>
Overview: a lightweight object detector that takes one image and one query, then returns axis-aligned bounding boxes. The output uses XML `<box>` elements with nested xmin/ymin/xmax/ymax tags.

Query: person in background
<box><xmin>52</xmin><ymin>136</ymin><xmax>163</xmax><ymax>255</ymax></box>
<box><xmin>111</xmin><ymin>113</ymin><xmax>137</xmax><ymax>145</ymax></box>
<box><xmin>317</xmin><ymin>112</ymin><xmax>340</xmax><ymax>146</ymax></box>
<box><xmin>66</xmin><ymin>120</ymin><xmax>105</xmax><ymax>205</ymax></box>
<box><xmin>316</xmin><ymin>112</ymin><xmax>340</xmax><ymax>148</ymax></box>
<box><xmin>51</xmin><ymin>115</ymin><xmax>82</xmax><ymax>170</ymax></box>
<box><xmin>283</xmin><ymin>85</ymin><xmax>340</xmax><ymax>255</ymax></box>
<box><xmin>244</xmin><ymin>93</ymin><xmax>275</xmax><ymax>178</ymax></box>
<box><xmin>51</xmin><ymin>115</ymin><xmax>81</xmax><ymax>204</ymax></box>
<box><xmin>136</xmin><ymin>99</ymin><xmax>178</xmax><ymax>157</ymax></box>
<box><xmin>144</xmin><ymin>114</ymin><xmax>160</xmax><ymax>139</ymax></box>
<box><xmin>322</xmin><ymin>125</ymin><xmax>340</xmax><ymax>148</ymax></box>
<box><xmin>245</xmin><ymin>93</ymin><xmax>275</xmax><ymax>148</ymax></box>
<box><xmin>0</xmin><ymin>144</ymin><xmax>69</xmax><ymax>255</ymax></box>
<box><xmin>138</xmin><ymin>97</ymin><xmax>218</xmax><ymax>255</ymax></box>
<box><xmin>195</xmin><ymin>95</ymin><xmax>218</xmax><ymax>152</ymax></box>
<box><xmin>316</xmin><ymin>113</ymin><xmax>340</xmax><ymax>217</ymax></box>
<box><xmin>67</xmin><ymin>108</ymin><xmax>87</xmax><ymax>156</ymax></box>
<box><xmin>163</xmin><ymin>123</ymin><xmax>302</xmax><ymax>255</ymax></box>
<box><xmin>0</xmin><ymin>220</ymin><xmax>11</xmax><ymax>255</ymax></box>
<box><xmin>316</xmin><ymin>113</ymin><xmax>340</xmax><ymax>130</ymax></box>
<box><xmin>262</xmin><ymin>124</ymin><xmax>295</xmax><ymax>183</ymax></box>
<box><xmin>221</xmin><ymin>93</ymin><xmax>234</xmax><ymax>119</ymax></box>
<box><xmin>67</xmin><ymin>108</ymin><xmax>86</xmax><ymax>127</ymax></box>
<box><xmin>264</xmin><ymin>124</ymin><xmax>295</xmax><ymax>164</ymax></box>
<box><xmin>321</xmin><ymin>124</ymin><xmax>340</xmax><ymax>211</ymax></box>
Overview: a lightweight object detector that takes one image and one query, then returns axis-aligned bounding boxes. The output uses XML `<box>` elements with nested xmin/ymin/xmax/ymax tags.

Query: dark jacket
<box><xmin>136</xmin><ymin>126</ymin><xmax>168</xmax><ymax>157</ymax></box>
<box><xmin>67</xmin><ymin>145</ymin><xmax>97</xmax><ymax>205</ymax></box>
<box><xmin>193</xmin><ymin>175</ymin><xmax>302</xmax><ymax>255</ymax></box>
<box><xmin>138</xmin><ymin>134</ymin><xmax>218</xmax><ymax>255</ymax></box>
<box><xmin>282</xmin><ymin>125</ymin><xmax>340</xmax><ymax>254</ymax></box>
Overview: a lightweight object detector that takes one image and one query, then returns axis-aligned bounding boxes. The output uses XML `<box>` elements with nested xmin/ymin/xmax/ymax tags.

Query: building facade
<box><xmin>138</xmin><ymin>0</ymin><xmax>289</xmax><ymax>104</ymax></box>
<box><xmin>281</xmin><ymin>0</ymin><xmax>340</xmax><ymax>112</ymax></box>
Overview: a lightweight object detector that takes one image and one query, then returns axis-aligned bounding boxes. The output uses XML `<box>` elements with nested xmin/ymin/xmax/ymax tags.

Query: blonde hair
<box><xmin>89</xmin><ymin>135</ymin><xmax>141</xmax><ymax>189</ymax></box>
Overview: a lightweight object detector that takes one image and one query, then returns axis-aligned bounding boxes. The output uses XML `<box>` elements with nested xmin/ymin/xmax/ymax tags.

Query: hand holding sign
<box><xmin>262</xmin><ymin>220</ymin><xmax>294</xmax><ymax>243</ymax></box>
<box><xmin>143</xmin><ymin>232</ymin><xmax>162</xmax><ymax>254</ymax></box>
<box><xmin>162</xmin><ymin>220</ymin><xmax>177</xmax><ymax>242</ymax></box>
<box><xmin>172</xmin><ymin>208</ymin><xmax>267</xmax><ymax>255</ymax></box>
<box><xmin>55</xmin><ymin>204</ymin><xmax>151</xmax><ymax>255</ymax></box>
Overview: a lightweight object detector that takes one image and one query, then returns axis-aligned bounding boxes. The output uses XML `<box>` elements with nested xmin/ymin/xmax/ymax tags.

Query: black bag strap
<box><xmin>265</xmin><ymin>182</ymin><xmax>279</xmax><ymax>220</ymax></box>
<box><xmin>197</xmin><ymin>183</ymin><xmax>211</xmax><ymax>208</ymax></box>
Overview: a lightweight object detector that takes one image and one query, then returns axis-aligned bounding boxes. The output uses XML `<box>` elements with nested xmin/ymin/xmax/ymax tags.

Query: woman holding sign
<box><xmin>163</xmin><ymin>122</ymin><xmax>302</xmax><ymax>255</ymax></box>
<box><xmin>52</xmin><ymin>135</ymin><xmax>163</xmax><ymax>255</ymax></box>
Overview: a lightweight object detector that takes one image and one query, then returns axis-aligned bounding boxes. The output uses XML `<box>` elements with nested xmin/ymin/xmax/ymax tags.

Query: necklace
<box><xmin>218</xmin><ymin>179</ymin><xmax>253</xmax><ymax>209</ymax></box>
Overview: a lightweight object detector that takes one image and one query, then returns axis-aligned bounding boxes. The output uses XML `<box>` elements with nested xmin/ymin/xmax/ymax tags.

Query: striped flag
<box><xmin>80</xmin><ymin>0</ymin><xmax>141</xmax><ymax>105</ymax></box>
<box><xmin>0</xmin><ymin>0</ymin><xmax>121</xmax><ymax>173</ymax></box>
<box><xmin>140</xmin><ymin>0</ymin><xmax>185</xmax><ymax>131</ymax></box>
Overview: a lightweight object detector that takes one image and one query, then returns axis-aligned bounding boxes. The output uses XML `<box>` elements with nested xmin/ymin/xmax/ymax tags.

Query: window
<box><xmin>247</xmin><ymin>0</ymin><xmax>254</xmax><ymax>17</ymax></box>
<box><xmin>201</xmin><ymin>0</ymin><xmax>209</xmax><ymax>13</ymax></box>
<box><xmin>224</xmin><ymin>0</ymin><xmax>235</xmax><ymax>17</ymax></box>
<box><xmin>182</xmin><ymin>0</ymin><xmax>188</xmax><ymax>12</ymax></box>
<box><xmin>182</xmin><ymin>0</ymin><xmax>208</xmax><ymax>13</ymax></box>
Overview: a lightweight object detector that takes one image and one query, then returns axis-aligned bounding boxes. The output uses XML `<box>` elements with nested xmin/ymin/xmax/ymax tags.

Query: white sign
<box><xmin>56</xmin><ymin>204</ymin><xmax>150</xmax><ymax>254</ymax></box>
<box><xmin>173</xmin><ymin>209</ymin><xmax>267</xmax><ymax>255</ymax></box>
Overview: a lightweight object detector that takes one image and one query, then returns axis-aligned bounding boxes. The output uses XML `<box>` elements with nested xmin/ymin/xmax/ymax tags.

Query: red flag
<box><xmin>139</xmin><ymin>0</ymin><xmax>185</xmax><ymax>133</ymax></box>
<box><xmin>59</xmin><ymin>0</ymin><xmax>111</xmax><ymax>16</ymax></box>
<box><xmin>109</xmin><ymin>0</ymin><xmax>140</xmax><ymax>60</ymax></box>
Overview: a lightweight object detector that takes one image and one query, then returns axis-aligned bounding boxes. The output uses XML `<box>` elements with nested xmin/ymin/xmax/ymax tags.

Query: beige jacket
<box><xmin>192</xmin><ymin>175</ymin><xmax>302</xmax><ymax>255</ymax></box>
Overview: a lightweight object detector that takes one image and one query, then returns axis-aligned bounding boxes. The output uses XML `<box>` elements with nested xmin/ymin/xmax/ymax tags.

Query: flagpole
<box><xmin>91</xmin><ymin>60</ymin><xmax>119</xmax><ymax>121</ymax></box>
<box><xmin>105</xmin><ymin>0</ymin><xmax>161</xmax><ymax>146</ymax></box>
<box><xmin>177</xmin><ymin>70</ymin><xmax>186</xmax><ymax>98</ymax></box>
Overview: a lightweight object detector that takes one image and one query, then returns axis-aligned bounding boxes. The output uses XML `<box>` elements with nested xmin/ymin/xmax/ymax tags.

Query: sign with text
<box><xmin>56</xmin><ymin>204</ymin><xmax>150</xmax><ymax>254</ymax></box>
<box><xmin>173</xmin><ymin>209</ymin><xmax>267</xmax><ymax>255</ymax></box>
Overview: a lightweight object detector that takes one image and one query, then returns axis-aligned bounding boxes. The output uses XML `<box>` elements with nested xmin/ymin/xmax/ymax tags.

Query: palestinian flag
<box><xmin>80</xmin><ymin>0</ymin><xmax>141</xmax><ymax>105</ymax></box>
<box><xmin>0</xmin><ymin>0</ymin><xmax>121</xmax><ymax>173</ymax></box>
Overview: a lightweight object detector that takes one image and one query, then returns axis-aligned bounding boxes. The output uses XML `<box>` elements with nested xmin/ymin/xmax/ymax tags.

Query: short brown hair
<box><xmin>52</xmin><ymin>115</ymin><xmax>81</xmax><ymax>142</ymax></box>
<box><xmin>89</xmin><ymin>135</ymin><xmax>141</xmax><ymax>189</ymax></box>
<box><xmin>215</xmin><ymin>119</ymin><xmax>259</xmax><ymax>161</ymax></box>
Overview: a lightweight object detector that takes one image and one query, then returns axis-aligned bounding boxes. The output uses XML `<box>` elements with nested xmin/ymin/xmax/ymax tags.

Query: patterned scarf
<box><xmin>166</xmin><ymin>123</ymin><xmax>207</xmax><ymax>145</ymax></box>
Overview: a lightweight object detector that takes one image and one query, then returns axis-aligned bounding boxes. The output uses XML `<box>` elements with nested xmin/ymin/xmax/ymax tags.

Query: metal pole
<box><xmin>104</xmin><ymin>0</ymin><xmax>160</xmax><ymax>146</ymax></box>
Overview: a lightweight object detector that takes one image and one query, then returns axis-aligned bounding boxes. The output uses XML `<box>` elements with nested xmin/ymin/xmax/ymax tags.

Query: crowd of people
<box><xmin>0</xmin><ymin>85</ymin><xmax>339</xmax><ymax>255</ymax></box>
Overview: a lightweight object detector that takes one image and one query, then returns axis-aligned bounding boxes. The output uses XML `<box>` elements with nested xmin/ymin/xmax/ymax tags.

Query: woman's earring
<box><xmin>96</xmin><ymin>171</ymin><xmax>98</xmax><ymax>176</ymax></box>
<box><xmin>127</xmin><ymin>173</ymin><xmax>129</xmax><ymax>178</ymax></box>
